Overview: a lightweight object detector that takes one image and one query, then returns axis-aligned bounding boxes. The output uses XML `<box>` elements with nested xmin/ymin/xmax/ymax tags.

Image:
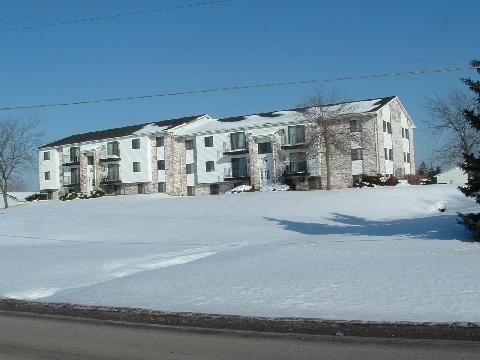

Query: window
<box><xmin>289</xmin><ymin>152</ymin><xmax>307</xmax><ymax>173</ymax></box>
<box><xmin>43</xmin><ymin>151</ymin><xmax>50</xmax><ymax>160</ymax></box>
<box><xmin>404</xmin><ymin>152</ymin><xmax>411</xmax><ymax>163</ymax></box>
<box><xmin>187</xmin><ymin>186</ymin><xmax>195</xmax><ymax>196</ymax></box>
<box><xmin>351</xmin><ymin>148</ymin><xmax>363</xmax><ymax>161</ymax></box>
<box><xmin>158</xmin><ymin>182</ymin><xmax>166</xmax><ymax>193</ymax></box>
<box><xmin>230</xmin><ymin>132</ymin><xmax>246</xmax><ymax>150</ymax></box>
<box><xmin>383</xmin><ymin>121</ymin><xmax>391</xmax><ymax>134</ymax></box>
<box><xmin>407</xmin><ymin>153</ymin><xmax>411</xmax><ymax>163</ymax></box>
<box><xmin>231</xmin><ymin>157</ymin><xmax>248</xmax><ymax>177</ymax></box>
<box><xmin>206</xmin><ymin>161</ymin><xmax>215</xmax><ymax>172</ymax></box>
<box><xmin>350</xmin><ymin>120</ymin><xmax>361</xmax><ymax>132</ymax></box>
<box><xmin>44</xmin><ymin>171</ymin><xmax>50</xmax><ymax>180</ymax></box>
<box><xmin>186</xmin><ymin>163</ymin><xmax>195</xmax><ymax>174</ymax></box>
<box><xmin>133</xmin><ymin>162</ymin><xmax>141</xmax><ymax>172</ymax></box>
<box><xmin>132</xmin><ymin>138</ymin><xmax>140</xmax><ymax>149</ymax></box>
<box><xmin>71</xmin><ymin>168</ymin><xmax>79</xmax><ymax>184</ymax></box>
<box><xmin>107</xmin><ymin>141</ymin><xmax>119</xmax><ymax>156</ymax></box>
<box><xmin>185</xmin><ymin>139</ymin><xmax>194</xmax><ymax>150</ymax></box>
<box><xmin>204</xmin><ymin>136</ymin><xmax>213</xmax><ymax>147</ymax></box>
<box><xmin>287</xmin><ymin>125</ymin><xmax>306</xmax><ymax>145</ymax></box>
<box><xmin>402</xmin><ymin>128</ymin><xmax>409</xmax><ymax>139</ymax></box>
<box><xmin>156</xmin><ymin>136</ymin><xmax>164</xmax><ymax>147</ymax></box>
<box><xmin>107</xmin><ymin>164</ymin><xmax>119</xmax><ymax>181</ymax></box>
<box><xmin>69</xmin><ymin>147</ymin><xmax>80</xmax><ymax>162</ymax></box>
<box><xmin>87</xmin><ymin>156</ymin><xmax>94</xmax><ymax>165</ymax></box>
<box><xmin>384</xmin><ymin>148</ymin><xmax>393</xmax><ymax>160</ymax></box>
<box><xmin>138</xmin><ymin>184</ymin><xmax>145</xmax><ymax>194</ymax></box>
<box><xmin>258</xmin><ymin>142</ymin><xmax>272</xmax><ymax>154</ymax></box>
<box><xmin>157</xmin><ymin>160</ymin><xmax>165</xmax><ymax>170</ymax></box>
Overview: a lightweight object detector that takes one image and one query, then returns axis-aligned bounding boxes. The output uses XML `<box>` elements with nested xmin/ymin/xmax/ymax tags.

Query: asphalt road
<box><xmin>1</xmin><ymin>311</ymin><xmax>479</xmax><ymax>360</ymax></box>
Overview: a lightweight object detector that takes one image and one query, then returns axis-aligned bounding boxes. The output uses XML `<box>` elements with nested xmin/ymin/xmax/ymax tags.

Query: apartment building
<box><xmin>38</xmin><ymin>96</ymin><xmax>415</xmax><ymax>198</ymax></box>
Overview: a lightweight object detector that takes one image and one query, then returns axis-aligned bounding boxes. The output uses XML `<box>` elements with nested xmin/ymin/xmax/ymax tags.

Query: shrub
<box><xmin>458</xmin><ymin>213</ymin><xmax>480</xmax><ymax>241</ymax></box>
<box><xmin>384</xmin><ymin>175</ymin><xmax>399</xmax><ymax>186</ymax></box>
<box><xmin>406</xmin><ymin>174</ymin><xmax>422</xmax><ymax>185</ymax></box>
<box><xmin>353</xmin><ymin>174</ymin><xmax>383</xmax><ymax>188</ymax></box>
<box><xmin>60</xmin><ymin>192</ymin><xmax>78</xmax><ymax>201</ymax></box>
<box><xmin>25</xmin><ymin>193</ymin><xmax>44</xmax><ymax>202</ymax></box>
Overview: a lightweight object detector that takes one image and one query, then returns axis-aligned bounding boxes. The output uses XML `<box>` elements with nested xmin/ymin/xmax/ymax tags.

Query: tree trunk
<box><xmin>0</xmin><ymin>182</ymin><xmax>8</xmax><ymax>209</ymax></box>
<box><xmin>325</xmin><ymin>143</ymin><xmax>331</xmax><ymax>190</ymax></box>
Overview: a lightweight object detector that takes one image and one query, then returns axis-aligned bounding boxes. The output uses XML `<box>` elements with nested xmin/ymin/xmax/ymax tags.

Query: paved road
<box><xmin>1</xmin><ymin>311</ymin><xmax>479</xmax><ymax>360</ymax></box>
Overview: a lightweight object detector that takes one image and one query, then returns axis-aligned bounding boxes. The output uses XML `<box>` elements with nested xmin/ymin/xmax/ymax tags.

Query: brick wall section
<box><xmin>361</xmin><ymin>115</ymin><xmax>381</xmax><ymax>175</ymax></box>
<box><xmin>320</xmin><ymin>121</ymin><xmax>353</xmax><ymax>189</ymax></box>
<box><xmin>390</xmin><ymin>99</ymin><xmax>406</xmax><ymax>178</ymax></box>
<box><xmin>196</xmin><ymin>180</ymin><xmax>247</xmax><ymax>195</ymax></box>
<box><xmin>248</xmin><ymin>136</ymin><xmax>260</xmax><ymax>189</ymax></box>
<box><xmin>57</xmin><ymin>149</ymin><xmax>64</xmax><ymax>195</ymax></box>
<box><xmin>79</xmin><ymin>153</ymin><xmax>88</xmax><ymax>193</ymax></box>
<box><xmin>271</xmin><ymin>132</ymin><xmax>283</xmax><ymax>183</ymax></box>
<box><xmin>148</xmin><ymin>136</ymin><xmax>158</xmax><ymax>193</ymax></box>
<box><xmin>165</xmin><ymin>134</ymin><xmax>187</xmax><ymax>196</ymax></box>
<box><xmin>94</xmin><ymin>147</ymin><xmax>102</xmax><ymax>190</ymax></box>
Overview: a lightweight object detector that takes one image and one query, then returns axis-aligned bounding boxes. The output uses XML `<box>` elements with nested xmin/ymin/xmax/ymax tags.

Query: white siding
<box><xmin>39</xmin><ymin>150</ymin><xmax>60</xmax><ymax>190</ymax></box>
<box><xmin>118</xmin><ymin>137</ymin><xmax>152</xmax><ymax>183</ymax></box>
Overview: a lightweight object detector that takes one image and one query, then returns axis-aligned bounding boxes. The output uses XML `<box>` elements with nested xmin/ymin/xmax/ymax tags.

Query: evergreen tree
<box><xmin>418</xmin><ymin>161</ymin><xmax>429</xmax><ymax>176</ymax></box>
<box><xmin>458</xmin><ymin>59</ymin><xmax>480</xmax><ymax>239</ymax></box>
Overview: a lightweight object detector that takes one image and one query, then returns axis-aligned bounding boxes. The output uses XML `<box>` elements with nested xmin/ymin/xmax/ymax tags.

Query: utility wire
<box><xmin>0</xmin><ymin>0</ymin><xmax>231</xmax><ymax>32</ymax></box>
<box><xmin>1</xmin><ymin>65</ymin><xmax>478</xmax><ymax>112</ymax></box>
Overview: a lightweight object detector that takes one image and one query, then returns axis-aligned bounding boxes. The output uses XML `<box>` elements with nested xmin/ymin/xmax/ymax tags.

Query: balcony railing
<box><xmin>281</xmin><ymin>135</ymin><xmax>306</xmax><ymax>148</ymax></box>
<box><xmin>63</xmin><ymin>176</ymin><xmax>80</xmax><ymax>186</ymax></box>
<box><xmin>99</xmin><ymin>149</ymin><xmax>121</xmax><ymax>162</ymax></box>
<box><xmin>100</xmin><ymin>173</ymin><xmax>121</xmax><ymax>184</ymax></box>
<box><xmin>282</xmin><ymin>162</ymin><xmax>308</xmax><ymax>176</ymax></box>
<box><xmin>223</xmin><ymin>141</ymin><xmax>248</xmax><ymax>155</ymax></box>
<box><xmin>224</xmin><ymin>167</ymin><xmax>249</xmax><ymax>179</ymax></box>
<box><xmin>62</xmin><ymin>155</ymin><xmax>80</xmax><ymax>165</ymax></box>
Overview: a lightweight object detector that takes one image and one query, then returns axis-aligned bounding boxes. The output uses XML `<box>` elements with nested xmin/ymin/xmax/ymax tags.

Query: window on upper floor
<box><xmin>133</xmin><ymin>162</ymin><xmax>141</xmax><ymax>172</ymax></box>
<box><xmin>87</xmin><ymin>156</ymin><xmax>94</xmax><ymax>165</ymax></box>
<box><xmin>132</xmin><ymin>138</ymin><xmax>140</xmax><ymax>149</ymax></box>
<box><xmin>157</xmin><ymin>160</ymin><xmax>165</xmax><ymax>170</ymax></box>
<box><xmin>43</xmin><ymin>151</ymin><xmax>50</xmax><ymax>160</ymax></box>
<box><xmin>230</xmin><ymin>132</ymin><xmax>246</xmax><ymax>150</ymax></box>
<box><xmin>351</xmin><ymin>148</ymin><xmax>363</xmax><ymax>161</ymax></box>
<box><xmin>350</xmin><ymin>120</ymin><xmax>362</xmax><ymax>133</ymax></box>
<box><xmin>156</xmin><ymin>136</ymin><xmax>164</xmax><ymax>147</ymax></box>
<box><xmin>383</xmin><ymin>121</ymin><xmax>392</xmax><ymax>134</ymax></box>
<box><xmin>384</xmin><ymin>148</ymin><xmax>393</xmax><ymax>161</ymax></box>
<box><xmin>404</xmin><ymin>152</ymin><xmax>411</xmax><ymax>163</ymax></box>
<box><xmin>44</xmin><ymin>171</ymin><xmax>50</xmax><ymax>181</ymax></box>
<box><xmin>206</xmin><ymin>161</ymin><xmax>215</xmax><ymax>172</ymax></box>
<box><xmin>185</xmin><ymin>139</ymin><xmax>194</xmax><ymax>150</ymax></box>
<box><xmin>258</xmin><ymin>142</ymin><xmax>272</xmax><ymax>154</ymax></box>
<box><xmin>402</xmin><ymin>128</ymin><xmax>410</xmax><ymax>139</ymax></box>
<box><xmin>107</xmin><ymin>141</ymin><xmax>120</xmax><ymax>156</ymax></box>
<box><xmin>287</xmin><ymin>125</ymin><xmax>306</xmax><ymax>145</ymax></box>
<box><xmin>204</xmin><ymin>136</ymin><xmax>213</xmax><ymax>147</ymax></box>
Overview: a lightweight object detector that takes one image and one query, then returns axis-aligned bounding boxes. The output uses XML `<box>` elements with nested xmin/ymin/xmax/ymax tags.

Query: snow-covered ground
<box><xmin>1</xmin><ymin>185</ymin><xmax>479</xmax><ymax>323</ymax></box>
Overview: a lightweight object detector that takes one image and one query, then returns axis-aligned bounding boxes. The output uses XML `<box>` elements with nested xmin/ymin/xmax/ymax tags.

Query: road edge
<box><xmin>1</xmin><ymin>298</ymin><xmax>479</xmax><ymax>341</ymax></box>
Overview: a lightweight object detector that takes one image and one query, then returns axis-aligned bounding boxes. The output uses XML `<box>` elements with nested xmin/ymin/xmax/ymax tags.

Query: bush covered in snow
<box><xmin>60</xmin><ymin>190</ymin><xmax>105</xmax><ymax>201</ymax></box>
<box><xmin>25</xmin><ymin>193</ymin><xmax>48</xmax><ymax>202</ymax></box>
<box><xmin>384</xmin><ymin>175</ymin><xmax>399</xmax><ymax>186</ymax></box>
<box><xmin>259</xmin><ymin>183</ymin><xmax>290</xmax><ymax>192</ymax></box>
<box><xmin>229</xmin><ymin>185</ymin><xmax>253</xmax><ymax>194</ymax></box>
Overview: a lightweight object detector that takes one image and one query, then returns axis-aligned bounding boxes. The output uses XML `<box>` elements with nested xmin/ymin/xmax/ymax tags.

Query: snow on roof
<box><xmin>176</xmin><ymin>96</ymin><xmax>394</xmax><ymax>136</ymax></box>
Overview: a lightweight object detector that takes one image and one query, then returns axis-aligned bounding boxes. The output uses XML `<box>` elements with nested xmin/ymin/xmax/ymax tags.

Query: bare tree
<box><xmin>0</xmin><ymin>117</ymin><xmax>42</xmax><ymax>208</ymax></box>
<box><xmin>425</xmin><ymin>88</ymin><xmax>480</xmax><ymax>165</ymax></box>
<box><xmin>299</xmin><ymin>90</ymin><xmax>359</xmax><ymax>190</ymax></box>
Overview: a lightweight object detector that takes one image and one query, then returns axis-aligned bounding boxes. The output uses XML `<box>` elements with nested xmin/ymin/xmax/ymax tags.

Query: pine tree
<box><xmin>458</xmin><ymin>59</ymin><xmax>480</xmax><ymax>239</ymax></box>
<box><xmin>418</xmin><ymin>161</ymin><xmax>429</xmax><ymax>176</ymax></box>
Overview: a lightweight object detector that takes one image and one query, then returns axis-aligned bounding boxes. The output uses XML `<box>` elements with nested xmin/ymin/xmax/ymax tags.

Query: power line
<box><xmin>1</xmin><ymin>65</ymin><xmax>478</xmax><ymax>112</ymax></box>
<box><xmin>0</xmin><ymin>0</ymin><xmax>231</xmax><ymax>32</ymax></box>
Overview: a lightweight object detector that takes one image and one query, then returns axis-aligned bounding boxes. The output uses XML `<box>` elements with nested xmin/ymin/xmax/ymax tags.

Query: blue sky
<box><xmin>1</xmin><ymin>0</ymin><xmax>479</xmax><ymax>189</ymax></box>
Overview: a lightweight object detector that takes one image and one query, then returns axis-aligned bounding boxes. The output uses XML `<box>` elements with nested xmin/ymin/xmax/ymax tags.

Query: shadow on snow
<box><xmin>264</xmin><ymin>213</ymin><xmax>472</xmax><ymax>242</ymax></box>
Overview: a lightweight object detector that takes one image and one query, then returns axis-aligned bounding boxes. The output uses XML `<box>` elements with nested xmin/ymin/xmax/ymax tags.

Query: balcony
<box><xmin>224</xmin><ymin>167</ymin><xmax>249</xmax><ymax>180</ymax></box>
<box><xmin>281</xmin><ymin>135</ymin><xmax>306</xmax><ymax>149</ymax></box>
<box><xmin>282</xmin><ymin>162</ymin><xmax>309</xmax><ymax>177</ymax></box>
<box><xmin>99</xmin><ymin>149</ymin><xmax>121</xmax><ymax>162</ymax></box>
<box><xmin>62</xmin><ymin>155</ymin><xmax>80</xmax><ymax>166</ymax></box>
<box><xmin>100</xmin><ymin>173</ymin><xmax>121</xmax><ymax>184</ymax></box>
<box><xmin>223</xmin><ymin>141</ymin><xmax>248</xmax><ymax>155</ymax></box>
<box><xmin>63</xmin><ymin>176</ymin><xmax>80</xmax><ymax>187</ymax></box>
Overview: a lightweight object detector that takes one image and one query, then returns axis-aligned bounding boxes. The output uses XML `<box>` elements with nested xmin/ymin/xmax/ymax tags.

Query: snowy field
<box><xmin>1</xmin><ymin>185</ymin><xmax>479</xmax><ymax>323</ymax></box>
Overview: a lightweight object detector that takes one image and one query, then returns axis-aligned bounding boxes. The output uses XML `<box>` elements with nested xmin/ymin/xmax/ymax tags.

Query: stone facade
<box><xmin>165</xmin><ymin>134</ymin><xmax>187</xmax><ymax>196</ymax></box>
<box><xmin>79</xmin><ymin>153</ymin><xmax>88</xmax><ymax>193</ymax></box>
<box><xmin>195</xmin><ymin>180</ymin><xmax>244</xmax><ymax>195</ymax></box>
<box><xmin>271</xmin><ymin>132</ymin><xmax>283</xmax><ymax>183</ymax></box>
<box><xmin>248</xmin><ymin>136</ymin><xmax>260</xmax><ymax>189</ymax></box>
<box><xmin>361</xmin><ymin>115</ymin><xmax>381</xmax><ymax>175</ymax></box>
